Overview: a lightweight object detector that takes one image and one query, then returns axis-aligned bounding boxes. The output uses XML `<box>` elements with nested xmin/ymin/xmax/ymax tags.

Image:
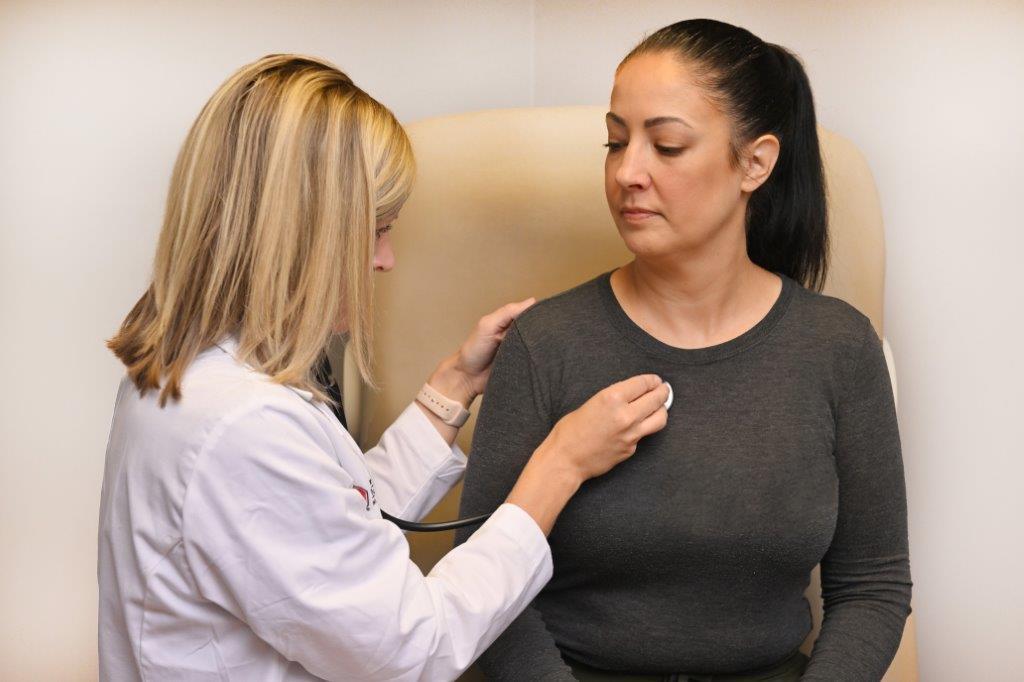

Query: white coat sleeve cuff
<box><xmin>401</xmin><ymin>400</ymin><xmax>469</xmax><ymax>468</ymax></box>
<box><xmin>423</xmin><ymin>502</ymin><xmax>553</xmax><ymax>673</ymax></box>
<box><xmin>483</xmin><ymin>503</ymin><xmax>553</xmax><ymax>581</ymax></box>
<box><xmin>363</xmin><ymin>402</ymin><xmax>467</xmax><ymax>520</ymax></box>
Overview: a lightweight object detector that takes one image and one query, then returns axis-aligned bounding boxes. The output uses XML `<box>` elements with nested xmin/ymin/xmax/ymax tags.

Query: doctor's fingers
<box><xmin>624</xmin><ymin>380</ymin><xmax>671</xmax><ymax>422</ymax></box>
<box><xmin>605</xmin><ymin>374</ymin><xmax>663</xmax><ymax>405</ymax></box>
<box><xmin>632</xmin><ymin>406</ymin><xmax>669</xmax><ymax>441</ymax></box>
<box><xmin>619</xmin><ymin>386</ymin><xmax>669</xmax><ymax>446</ymax></box>
<box><xmin>478</xmin><ymin>297</ymin><xmax>536</xmax><ymax>337</ymax></box>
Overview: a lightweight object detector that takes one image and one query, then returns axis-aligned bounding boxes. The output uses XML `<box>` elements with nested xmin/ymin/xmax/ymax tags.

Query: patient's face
<box><xmin>605</xmin><ymin>52</ymin><xmax>748</xmax><ymax>260</ymax></box>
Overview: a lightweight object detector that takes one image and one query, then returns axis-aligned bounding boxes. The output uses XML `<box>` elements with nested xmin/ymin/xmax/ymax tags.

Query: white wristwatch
<box><xmin>416</xmin><ymin>383</ymin><xmax>471</xmax><ymax>427</ymax></box>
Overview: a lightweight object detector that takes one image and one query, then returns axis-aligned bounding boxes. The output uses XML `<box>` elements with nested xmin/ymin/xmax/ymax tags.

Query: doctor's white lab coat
<box><xmin>97</xmin><ymin>337</ymin><xmax>553</xmax><ymax>681</ymax></box>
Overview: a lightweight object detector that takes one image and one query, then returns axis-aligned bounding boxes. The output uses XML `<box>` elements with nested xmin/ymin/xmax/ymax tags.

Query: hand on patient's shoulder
<box><xmin>444</xmin><ymin>297</ymin><xmax>538</xmax><ymax>401</ymax></box>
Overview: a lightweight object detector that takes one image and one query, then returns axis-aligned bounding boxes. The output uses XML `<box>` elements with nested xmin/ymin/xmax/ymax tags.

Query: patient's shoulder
<box><xmin>788</xmin><ymin>284</ymin><xmax>876</xmax><ymax>342</ymax></box>
<box><xmin>510</xmin><ymin>272</ymin><xmax>610</xmax><ymax>352</ymax></box>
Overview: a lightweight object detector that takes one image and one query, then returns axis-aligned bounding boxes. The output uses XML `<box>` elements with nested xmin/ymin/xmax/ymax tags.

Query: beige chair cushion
<box><xmin>343</xmin><ymin>106</ymin><xmax>915</xmax><ymax>680</ymax></box>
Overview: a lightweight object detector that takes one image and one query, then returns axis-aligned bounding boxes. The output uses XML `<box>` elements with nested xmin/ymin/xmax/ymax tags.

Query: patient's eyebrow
<box><xmin>606</xmin><ymin>112</ymin><xmax>693</xmax><ymax>130</ymax></box>
<box><xmin>644</xmin><ymin>116</ymin><xmax>693</xmax><ymax>130</ymax></box>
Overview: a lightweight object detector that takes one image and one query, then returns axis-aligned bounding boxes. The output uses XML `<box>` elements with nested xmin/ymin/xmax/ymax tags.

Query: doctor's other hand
<box><xmin>506</xmin><ymin>374</ymin><xmax>669</xmax><ymax>535</ymax></box>
<box><xmin>428</xmin><ymin>297</ymin><xmax>536</xmax><ymax>406</ymax></box>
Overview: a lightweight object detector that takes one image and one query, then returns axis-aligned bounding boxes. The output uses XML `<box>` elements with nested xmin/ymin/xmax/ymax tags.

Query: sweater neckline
<box><xmin>596</xmin><ymin>269</ymin><xmax>796</xmax><ymax>365</ymax></box>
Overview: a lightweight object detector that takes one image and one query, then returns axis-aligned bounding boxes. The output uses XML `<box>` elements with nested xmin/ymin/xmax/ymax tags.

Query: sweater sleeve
<box><xmin>802</xmin><ymin>319</ymin><xmax>913</xmax><ymax>681</ymax></box>
<box><xmin>455</xmin><ymin>324</ymin><xmax>578</xmax><ymax>681</ymax></box>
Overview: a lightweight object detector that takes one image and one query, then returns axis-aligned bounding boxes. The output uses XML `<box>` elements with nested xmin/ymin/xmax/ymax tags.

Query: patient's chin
<box><xmin>616</xmin><ymin>225</ymin><xmax>702</xmax><ymax>262</ymax></box>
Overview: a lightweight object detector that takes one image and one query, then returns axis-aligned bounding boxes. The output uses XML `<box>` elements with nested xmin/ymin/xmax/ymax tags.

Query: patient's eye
<box><xmin>604</xmin><ymin>141</ymin><xmax>625</xmax><ymax>152</ymax></box>
<box><xmin>655</xmin><ymin>145</ymin><xmax>685</xmax><ymax>157</ymax></box>
<box><xmin>375</xmin><ymin>225</ymin><xmax>393</xmax><ymax>239</ymax></box>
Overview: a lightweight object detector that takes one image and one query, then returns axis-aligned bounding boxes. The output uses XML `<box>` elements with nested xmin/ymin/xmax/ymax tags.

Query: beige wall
<box><xmin>1</xmin><ymin>1</ymin><xmax>1020</xmax><ymax>679</ymax></box>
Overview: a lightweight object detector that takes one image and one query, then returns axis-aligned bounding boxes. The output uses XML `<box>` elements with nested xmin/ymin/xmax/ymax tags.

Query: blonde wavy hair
<box><xmin>109</xmin><ymin>54</ymin><xmax>414</xmax><ymax>404</ymax></box>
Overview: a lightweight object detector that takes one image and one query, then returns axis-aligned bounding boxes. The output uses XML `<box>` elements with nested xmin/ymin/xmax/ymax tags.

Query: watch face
<box><xmin>449</xmin><ymin>407</ymin><xmax>471</xmax><ymax>428</ymax></box>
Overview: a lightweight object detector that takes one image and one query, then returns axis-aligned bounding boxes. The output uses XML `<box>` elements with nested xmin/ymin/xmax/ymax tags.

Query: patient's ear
<box><xmin>740</xmin><ymin>134</ymin><xmax>780</xmax><ymax>192</ymax></box>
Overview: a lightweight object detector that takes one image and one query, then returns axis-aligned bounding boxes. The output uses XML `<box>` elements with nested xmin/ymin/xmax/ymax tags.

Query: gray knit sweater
<box><xmin>455</xmin><ymin>271</ymin><xmax>912</xmax><ymax>681</ymax></box>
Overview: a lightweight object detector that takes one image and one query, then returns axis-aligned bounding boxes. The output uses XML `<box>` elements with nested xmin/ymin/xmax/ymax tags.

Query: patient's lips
<box><xmin>620</xmin><ymin>205</ymin><xmax>661</xmax><ymax>223</ymax></box>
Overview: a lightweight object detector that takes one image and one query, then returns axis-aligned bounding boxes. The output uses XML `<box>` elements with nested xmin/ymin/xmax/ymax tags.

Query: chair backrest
<box><xmin>345</xmin><ymin>106</ymin><xmax>915</xmax><ymax>680</ymax></box>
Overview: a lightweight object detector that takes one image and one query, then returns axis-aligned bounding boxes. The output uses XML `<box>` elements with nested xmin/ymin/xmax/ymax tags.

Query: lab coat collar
<box><xmin>212</xmin><ymin>334</ymin><xmax>316</xmax><ymax>403</ymax></box>
<box><xmin>213</xmin><ymin>334</ymin><xmax>240</xmax><ymax>357</ymax></box>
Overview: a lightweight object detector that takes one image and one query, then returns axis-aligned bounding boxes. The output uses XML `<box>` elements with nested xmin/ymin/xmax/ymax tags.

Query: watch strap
<box><xmin>416</xmin><ymin>383</ymin><xmax>471</xmax><ymax>427</ymax></box>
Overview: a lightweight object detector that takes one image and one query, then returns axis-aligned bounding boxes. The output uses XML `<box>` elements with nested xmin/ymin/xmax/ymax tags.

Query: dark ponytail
<box><xmin>622</xmin><ymin>20</ymin><xmax>829</xmax><ymax>291</ymax></box>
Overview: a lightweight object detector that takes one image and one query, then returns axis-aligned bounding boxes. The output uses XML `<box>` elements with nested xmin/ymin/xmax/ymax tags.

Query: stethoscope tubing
<box><xmin>382</xmin><ymin>509</ymin><xmax>492</xmax><ymax>532</ymax></box>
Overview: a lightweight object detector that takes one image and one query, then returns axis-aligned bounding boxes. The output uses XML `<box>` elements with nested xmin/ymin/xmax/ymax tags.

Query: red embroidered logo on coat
<box><xmin>353</xmin><ymin>485</ymin><xmax>370</xmax><ymax>511</ymax></box>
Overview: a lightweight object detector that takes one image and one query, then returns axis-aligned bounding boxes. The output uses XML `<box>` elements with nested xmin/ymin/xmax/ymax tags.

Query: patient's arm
<box><xmin>803</xmin><ymin>320</ymin><xmax>913</xmax><ymax>680</ymax></box>
<box><xmin>455</xmin><ymin>323</ymin><xmax>577</xmax><ymax>681</ymax></box>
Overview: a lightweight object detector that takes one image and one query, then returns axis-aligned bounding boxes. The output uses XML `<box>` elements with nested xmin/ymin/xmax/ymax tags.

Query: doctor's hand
<box><xmin>427</xmin><ymin>297</ymin><xmax>536</xmax><ymax>407</ymax></box>
<box><xmin>540</xmin><ymin>374</ymin><xmax>669</xmax><ymax>481</ymax></box>
<box><xmin>506</xmin><ymin>374</ymin><xmax>670</xmax><ymax>535</ymax></box>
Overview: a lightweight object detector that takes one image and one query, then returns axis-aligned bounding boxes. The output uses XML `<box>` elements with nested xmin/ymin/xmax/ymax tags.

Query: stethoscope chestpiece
<box><xmin>663</xmin><ymin>380</ymin><xmax>674</xmax><ymax>411</ymax></box>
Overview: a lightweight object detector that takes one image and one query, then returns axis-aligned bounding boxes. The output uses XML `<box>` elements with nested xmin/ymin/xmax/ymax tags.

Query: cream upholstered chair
<box><xmin>339</xmin><ymin>106</ymin><xmax>918</xmax><ymax>680</ymax></box>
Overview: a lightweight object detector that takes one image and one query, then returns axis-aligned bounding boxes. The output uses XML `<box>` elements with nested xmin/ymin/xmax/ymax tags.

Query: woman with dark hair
<box><xmin>457</xmin><ymin>19</ymin><xmax>911</xmax><ymax>681</ymax></box>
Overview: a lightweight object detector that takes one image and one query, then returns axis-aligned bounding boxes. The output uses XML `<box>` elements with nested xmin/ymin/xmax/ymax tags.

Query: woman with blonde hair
<box><xmin>98</xmin><ymin>54</ymin><xmax>670</xmax><ymax>681</ymax></box>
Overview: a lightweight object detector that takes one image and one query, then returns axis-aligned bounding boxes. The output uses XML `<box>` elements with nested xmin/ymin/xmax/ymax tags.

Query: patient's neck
<box><xmin>610</xmin><ymin>250</ymin><xmax>781</xmax><ymax>350</ymax></box>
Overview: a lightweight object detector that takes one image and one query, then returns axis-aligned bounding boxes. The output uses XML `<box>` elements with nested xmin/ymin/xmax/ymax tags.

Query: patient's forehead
<box><xmin>610</xmin><ymin>52</ymin><xmax>723</xmax><ymax>132</ymax></box>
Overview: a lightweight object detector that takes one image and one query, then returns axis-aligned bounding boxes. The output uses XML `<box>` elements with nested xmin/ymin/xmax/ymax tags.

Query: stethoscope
<box><xmin>381</xmin><ymin>509</ymin><xmax>493</xmax><ymax>532</ymax></box>
<box><xmin>382</xmin><ymin>380</ymin><xmax>675</xmax><ymax>532</ymax></box>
